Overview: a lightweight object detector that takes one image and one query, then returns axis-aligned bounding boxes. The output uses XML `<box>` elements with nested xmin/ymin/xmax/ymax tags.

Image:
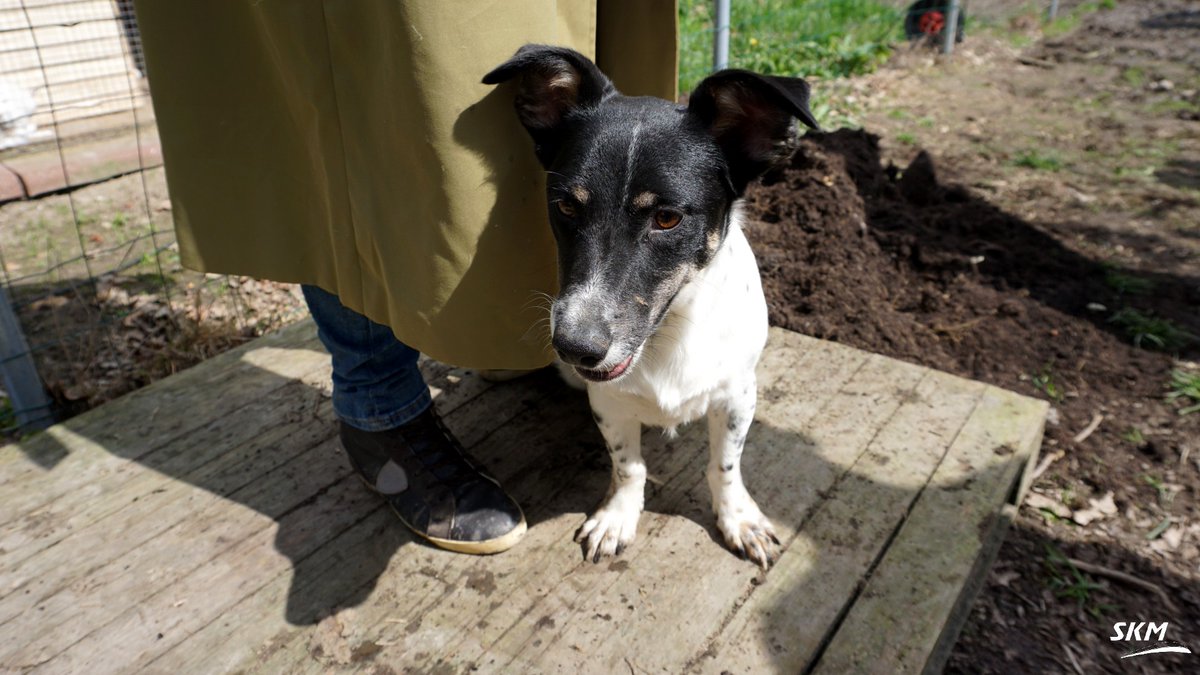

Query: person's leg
<box><xmin>303</xmin><ymin>285</ymin><xmax>526</xmax><ymax>554</ymax></box>
<box><xmin>302</xmin><ymin>285</ymin><xmax>431</xmax><ymax>430</ymax></box>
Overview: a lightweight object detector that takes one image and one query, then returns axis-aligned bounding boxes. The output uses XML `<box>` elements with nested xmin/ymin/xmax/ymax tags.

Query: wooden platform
<box><xmin>0</xmin><ymin>321</ymin><xmax>1046</xmax><ymax>674</ymax></box>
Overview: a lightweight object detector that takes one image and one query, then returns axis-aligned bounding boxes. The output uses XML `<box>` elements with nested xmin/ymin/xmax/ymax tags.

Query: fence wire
<box><xmin>0</xmin><ymin>0</ymin><xmax>305</xmax><ymax>437</ymax></box>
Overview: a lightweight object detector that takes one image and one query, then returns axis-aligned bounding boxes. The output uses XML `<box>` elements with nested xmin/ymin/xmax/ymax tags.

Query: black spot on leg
<box><xmin>610</xmin><ymin>443</ymin><xmax>624</xmax><ymax>454</ymax></box>
<box><xmin>619</xmin><ymin>456</ymin><xmax>628</xmax><ymax>464</ymax></box>
<box><xmin>720</xmin><ymin>462</ymin><xmax>733</xmax><ymax>472</ymax></box>
<box><xmin>726</xmin><ymin>417</ymin><xmax>740</xmax><ymax>432</ymax></box>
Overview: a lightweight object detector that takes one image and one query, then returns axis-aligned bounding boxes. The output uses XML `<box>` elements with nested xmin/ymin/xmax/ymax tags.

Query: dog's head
<box><xmin>484</xmin><ymin>45</ymin><xmax>817</xmax><ymax>383</ymax></box>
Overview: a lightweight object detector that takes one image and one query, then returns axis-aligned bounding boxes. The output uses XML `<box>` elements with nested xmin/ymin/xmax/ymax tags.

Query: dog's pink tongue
<box><xmin>606</xmin><ymin>355</ymin><xmax>633</xmax><ymax>378</ymax></box>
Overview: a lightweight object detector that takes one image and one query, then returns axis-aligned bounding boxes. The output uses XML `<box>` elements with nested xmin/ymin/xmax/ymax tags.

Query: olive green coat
<box><xmin>136</xmin><ymin>1</ymin><xmax>677</xmax><ymax>368</ymax></box>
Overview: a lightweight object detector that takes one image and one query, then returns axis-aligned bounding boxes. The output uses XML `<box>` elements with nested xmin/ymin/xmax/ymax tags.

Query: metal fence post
<box><xmin>713</xmin><ymin>0</ymin><xmax>730</xmax><ymax>71</ymax></box>
<box><xmin>1048</xmin><ymin>0</ymin><xmax>1060</xmax><ymax>20</ymax></box>
<box><xmin>941</xmin><ymin>0</ymin><xmax>960</xmax><ymax>55</ymax></box>
<box><xmin>0</xmin><ymin>285</ymin><xmax>54</xmax><ymax>431</ymax></box>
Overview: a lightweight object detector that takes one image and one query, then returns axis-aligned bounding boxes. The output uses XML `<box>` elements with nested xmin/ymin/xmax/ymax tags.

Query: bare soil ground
<box><xmin>743</xmin><ymin>1</ymin><xmax>1199</xmax><ymax>671</ymax></box>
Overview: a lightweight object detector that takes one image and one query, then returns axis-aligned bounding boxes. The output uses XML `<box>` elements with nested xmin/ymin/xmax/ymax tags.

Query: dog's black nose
<box><xmin>553</xmin><ymin>329</ymin><xmax>611</xmax><ymax>369</ymax></box>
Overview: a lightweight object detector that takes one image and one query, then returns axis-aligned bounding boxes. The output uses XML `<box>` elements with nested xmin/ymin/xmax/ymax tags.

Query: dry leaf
<box><xmin>1025</xmin><ymin>492</ymin><xmax>1071</xmax><ymax>518</ymax></box>
<box><xmin>1071</xmin><ymin>491</ymin><xmax>1117</xmax><ymax>526</ymax></box>
<box><xmin>992</xmin><ymin>570</ymin><xmax>1021</xmax><ymax>588</ymax></box>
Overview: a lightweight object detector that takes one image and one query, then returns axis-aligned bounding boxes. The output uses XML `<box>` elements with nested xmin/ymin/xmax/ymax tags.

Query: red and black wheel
<box><xmin>905</xmin><ymin>0</ymin><xmax>966</xmax><ymax>44</ymax></box>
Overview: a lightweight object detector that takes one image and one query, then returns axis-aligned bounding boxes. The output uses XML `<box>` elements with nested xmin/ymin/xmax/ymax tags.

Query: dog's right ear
<box><xmin>483</xmin><ymin>44</ymin><xmax>615</xmax><ymax>165</ymax></box>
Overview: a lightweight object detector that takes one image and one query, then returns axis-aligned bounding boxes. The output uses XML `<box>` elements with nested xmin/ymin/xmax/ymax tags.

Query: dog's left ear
<box><xmin>688</xmin><ymin>70</ymin><xmax>820</xmax><ymax>194</ymax></box>
<box><xmin>483</xmin><ymin>44</ymin><xmax>616</xmax><ymax>166</ymax></box>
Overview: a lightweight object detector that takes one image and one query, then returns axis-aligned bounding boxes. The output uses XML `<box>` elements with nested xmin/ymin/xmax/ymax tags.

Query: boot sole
<box><xmin>356</xmin><ymin>474</ymin><xmax>528</xmax><ymax>554</ymax></box>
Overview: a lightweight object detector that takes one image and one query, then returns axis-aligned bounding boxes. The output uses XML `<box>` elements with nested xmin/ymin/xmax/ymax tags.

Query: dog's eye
<box><xmin>556</xmin><ymin>200</ymin><xmax>576</xmax><ymax>217</ymax></box>
<box><xmin>653</xmin><ymin>210</ymin><xmax>682</xmax><ymax>230</ymax></box>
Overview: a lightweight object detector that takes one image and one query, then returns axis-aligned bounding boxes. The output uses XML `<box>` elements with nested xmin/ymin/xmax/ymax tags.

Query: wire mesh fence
<box><xmin>0</xmin><ymin>0</ymin><xmax>305</xmax><ymax>438</ymax></box>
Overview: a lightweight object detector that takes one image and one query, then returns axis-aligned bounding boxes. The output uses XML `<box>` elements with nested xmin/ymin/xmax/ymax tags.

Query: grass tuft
<box><xmin>1032</xmin><ymin>366</ymin><xmax>1066</xmax><ymax>403</ymax></box>
<box><xmin>1043</xmin><ymin>544</ymin><xmax>1113</xmax><ymax>617</ymax></box>
<box><xmin>1104</xmin><ymin>269</ymin><xmax>1154</xmax><ymax>296</ymax></box>
<box><xmin>1107</xmin><ymin>308</ymin><xmax>1194</xmax><ymax>350</ymax></box>
<box><xmin>1013</xmin><ymin>149</ymin><xmax>1063</xmax><ymax>171</ymax></box>
<box><xmin>1121</xmin><ymin>427</ymin><xmax>1145</xmax><ymax>444</ymax></box>
<box><xmin>1167</xmin><ymin>369</ymin><xmax>1200</xmax><ymax>415</ymax></box>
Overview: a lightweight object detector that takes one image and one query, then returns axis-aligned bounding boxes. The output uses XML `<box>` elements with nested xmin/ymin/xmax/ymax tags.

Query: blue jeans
<box><xmin>302</xmin><ymin>285</ymin><xmax>432</xmax><ymax>431</ymax></box>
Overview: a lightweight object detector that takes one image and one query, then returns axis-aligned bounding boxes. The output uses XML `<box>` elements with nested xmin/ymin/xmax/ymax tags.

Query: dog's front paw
<box><xmin>574</xmin><ymin>499</ymin><xmax>641</xmax><ymax>563</ymax></box>
<box><xmin>717</xmin><ymin>505</ymin><xmax>781</xmax><ymax>569</ymax></box>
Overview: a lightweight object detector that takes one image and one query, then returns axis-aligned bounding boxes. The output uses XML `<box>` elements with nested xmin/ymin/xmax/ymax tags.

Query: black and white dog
<box><xmin>484</xmin><ymin>46</ymin><xmax>818</xmax><ymax>568</ymax></box>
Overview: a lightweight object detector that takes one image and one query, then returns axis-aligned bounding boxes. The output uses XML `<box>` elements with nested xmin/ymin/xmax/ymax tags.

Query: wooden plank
<box><xmin>0</xmin><ymin>323</ymin><xmax>469</xmax><ymax>558</ymax></box>
<box><xmin>0</xmin><ymin>363</ymin><xmax>529</xmax><ymax>668</ymax></box>
<box><xmin>28</xmin><ymin>470</ymin><xmax>376</xmax><ymax>675</ymax></box>
<box><xmin>161</xmin><ymin>331</ymin><xmax>811</xmax><ymax>674</ymax></box>
<box><xmin>21</xmin><ymin>370</ymin><xmax>581</xmax><ymax>674</ymax></box>
<box><xmin>0</xmin><ymin>376</ymin><xmax>329</xmax><ymax>573</ymax></box>
<box><xmin>144</xmin><ymin>505</ymin><xmax>403</xmax><ymax>675</ymax></box>
<box><xmin>812</xmin><ymin>387</ymin><xmax>1046</xmax><ymax>675</ymax></box>
<box><xmin>264</xmin><ymin>332</ymin><xmax>896</xmax><ymax>674</ymax></box>
<box><xmin>0</xmin><ymin>325</ymin><xmax>1049</xmax><ymax>674</ymax></box>
<box><xmin>510</xmin><ymin>352</ymin><xmax>932</xmax><ymax>674</ymax></box>
<box><xmin>693</xmin><ymin>368</ymin><xmax>985</xmax><ymax>673</ymax></box>
<box><xmin>3</xmin><ymin>435</ymin><xmax>348</xmax><ymax>668</ymax></box>
<box><xmin>0</xmin><ymin>320</ymin><xmax>324</xmax><ymax>497</ymax></box>
<box><xmin>231</xmin><ymin>375</ymin><xmax>618</xmax><ymax>674</ymax></box>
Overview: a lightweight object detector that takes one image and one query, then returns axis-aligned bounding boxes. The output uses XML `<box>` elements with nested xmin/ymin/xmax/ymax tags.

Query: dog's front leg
<box><xmin>575</xmin><ymin>399</ymin><xmax>645</xmax><ymax>563</ymax></box>
<box><xmin>707</xmin><ymin>378</ymin><xmax>780</xmax><ymax>568</ymax></box>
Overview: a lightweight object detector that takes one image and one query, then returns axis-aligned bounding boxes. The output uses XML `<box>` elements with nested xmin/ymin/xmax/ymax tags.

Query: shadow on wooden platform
<box><xmin>0</xmin><ymin>321</ymin><xmax>1045</xmax><ymax>673</ymax></box>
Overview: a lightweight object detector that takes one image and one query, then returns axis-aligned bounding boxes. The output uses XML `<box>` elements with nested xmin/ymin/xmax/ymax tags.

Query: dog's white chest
<box><xmin>589</xmin><ymin>223</ymin><xmax>767</xmax><ymax>429</ymax></box>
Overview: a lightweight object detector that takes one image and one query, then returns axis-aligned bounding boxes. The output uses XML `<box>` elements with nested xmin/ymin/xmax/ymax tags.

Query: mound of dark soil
<box><xmin>746</xmin><ymin>129</ymin><xmax>1198</xmax><ymax>483</ymax></box>
<box><xmin>742</xmin><ymin>129</ymin><xmax>1199</xmax><ymax>672</ymax></box>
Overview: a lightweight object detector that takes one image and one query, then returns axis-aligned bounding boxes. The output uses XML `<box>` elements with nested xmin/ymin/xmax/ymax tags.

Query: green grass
<box><xmin>1043</xmin><ymin>544</ymin><xmax>1113</xmax><ymax>617</ymax></box>
<box><xmin>1107</xmin><ymin>308</ymin><xmax>1194</xmax><ymax>350</ymax></box>
<box><xmin>1104</xmin><ymin>269</ymin><xmax>1155</xmax><ymax>296</ymax></box>
<box><xmin>1141</xmin><ymin>473</ymin><xmax>1167</xmax><ymax>498</ymax></box>
<box><xmin>1167</xmin><ymin>369</ymin><xmax>1200</xmax><ymax>415</ymax></box>
<box><xmin>1032</xmin><ymin>366</ymin><xmax>1065</xmax><ymax>403</ymax></box>
<box><xmin>1121</xmin><ymin>66</ymin><xmax>1147</xmax><ymax>88</ymax></box>
<box><xmin>1013</xmin><ymin>149</ymin><xmax>1063</xmax><ymax>171</ymax></box>
<box><xmin>1121</xmin><ymin>427</ymin><xmax>1145</xmax><ymax>444</ymax></box>
<box><xmin>0</xmin><ymin>397</ymin><xmax>16</xmax><ymax>437</ymax></box>
<box><xmin>896</xmin><ymin>131</ymin><xmax>917</xmax><ymax>145</ymax></box>
<box><xmin>1045</xmin><ymin>0</ymin><xmax>1115</xmax><ymax>38</ymax></box>
<box><xmin>678</xmin><ymin>0</ymin><xmax>904</xmax><ymax>94</ymax></box>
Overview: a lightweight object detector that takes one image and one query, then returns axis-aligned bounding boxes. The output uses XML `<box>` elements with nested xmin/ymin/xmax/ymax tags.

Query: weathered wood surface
<box><xmin>0</xmin><ymin>321</ymin><xmax>1046</xmax><ymax>674</ymax></box>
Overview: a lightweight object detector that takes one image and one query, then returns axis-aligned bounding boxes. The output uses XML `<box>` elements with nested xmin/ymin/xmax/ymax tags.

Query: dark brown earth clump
<box><xmin>743</xmin><ymin>127</ymin><xmax>1198</xmax><ymax>673</ymax></box>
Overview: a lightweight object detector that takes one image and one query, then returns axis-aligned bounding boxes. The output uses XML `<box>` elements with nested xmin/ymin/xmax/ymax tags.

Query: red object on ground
<box><xmin>918</xmin><ymin>10</ymin><xmax>945</xmax><ymax>35</ymax></box>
